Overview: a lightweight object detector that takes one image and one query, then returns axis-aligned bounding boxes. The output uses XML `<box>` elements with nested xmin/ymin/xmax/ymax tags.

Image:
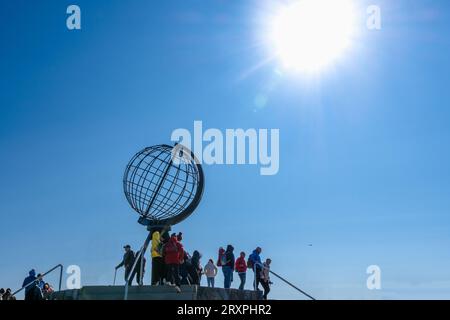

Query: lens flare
<box><xmin>270</xmin><ymin>0</ymin><xmax>357</xmax><ymax>73</ymax></box>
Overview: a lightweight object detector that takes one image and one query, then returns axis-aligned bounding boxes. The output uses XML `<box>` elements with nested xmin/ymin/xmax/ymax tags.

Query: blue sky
<box><xmin>1</xmin><ymin>0</ymin><xmax>450</xmax><ymax>299</ymax></box>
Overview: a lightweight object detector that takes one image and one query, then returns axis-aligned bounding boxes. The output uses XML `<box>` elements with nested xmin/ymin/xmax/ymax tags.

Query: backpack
<box><xmin>247</xmin><ymin>258</ymin><xmax>254</xmax><ymax>269</ymax></box>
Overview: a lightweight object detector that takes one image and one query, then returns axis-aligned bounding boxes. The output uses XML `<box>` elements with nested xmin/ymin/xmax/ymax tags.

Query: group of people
<box><xmin>20</xmin><ymin>269</ymin><xmax>54</xmax><ymax>300</ymax></box>
<box><xmin>116</xmin><ymin>232</ymin><xmax>195</xmax><ymax>293</ymax></box>
<box><xmin>213</xmin><ymin>245</ymin><xmax>272</xmax><ymax>300</ymax></box>
<box><xmin>0</xmin><ymin>288</ymin><xmax>16</xmax><ymax>301</ymax></box>
<box><xmin>115</xmin><ymin>230</ymin><xmax>273</xmax><ymax>300</ymax></box>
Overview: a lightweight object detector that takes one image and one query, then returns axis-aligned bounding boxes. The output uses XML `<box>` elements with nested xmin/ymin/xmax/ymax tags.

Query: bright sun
<box><xmin>270</xmin><ymin>0</ymin><xmax>357</xmax><ymax>73</ymax></box>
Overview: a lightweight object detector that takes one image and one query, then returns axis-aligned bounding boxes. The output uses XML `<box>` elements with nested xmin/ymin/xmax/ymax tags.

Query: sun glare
<box><xmin>269</xmin><ymin>0</ymin><xmax>357</xmax><ymax>73</ymax></box>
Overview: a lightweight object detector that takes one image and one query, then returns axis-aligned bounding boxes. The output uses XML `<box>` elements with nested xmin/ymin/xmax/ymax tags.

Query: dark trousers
<box><xmin>124</xmin><ymin>266</ymin><xmax>135</xmax><ymax>286</ymax></box>
<box><xmin>167</xmin><ymin>264</ymin><xmax>181</xmax><ymax>287</ymax></box>
<box><xmin>151</xmin><ymin>257</ymin><xmax>165</xmax><ymax>285</ymax></box>
<box><xmin>132</xmin><ymin>266</ymin><xmax>144</xmax><ymax>285</ymax></box>
<box><xmin>24</xmin><ymin>289</ymin><xmax>34</xmax><ymax>301</ymax></box>
<box><xmin>222</xmin><ymin>266</ymin><xmax>233</xmax><ymax>289</ymax></box>
<box><xmin>261</xmin><ymin>280</ymin><xmax>270</xmax><ymax>300</ymax></box>
<box><xmin>25</xmin><ymin>285</ymin><xmax>43</xmax><ymax>301</ymax></box>
<box><xmin>253</xmin><ymin>268</ymin><xmax>262</xmax><ymax>290</ymax></box>
<box><xmin>189</xmin><ymin>267</ymin><xmax>201</xmax><ymax>285</ymax></box>
<box><xmin>238</xmin><ymin>272</ymin><xmax>246</xmax><ymax>290</ymax></box>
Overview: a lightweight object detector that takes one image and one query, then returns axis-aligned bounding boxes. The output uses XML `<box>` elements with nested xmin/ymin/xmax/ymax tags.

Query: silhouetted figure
<box><xmin>28</xmin><ymin>273</ymin><xmax>45</xmax><ymax>300</ymax></box>
<box><xmin>160</xmin><ymin>231</ymin><xmax>170</xmax><ymax>284</ymax></box>
<box><xmin>190</xmin><ymin>250</ymin><xmax>202</xmax><ymax>285</ymax></box>
<box><xmin>180</xmin><ymin>251</ymin><xmax>192</xmax><ymax>285</ymax></box>
<box><xmin>1</xmin><ymin>288</ymin><xmax>16</xmax><ymax>301</ymax></box>
<box><xmin>132</xmin><ymin>249</ymin><xmax>146</xmax><ymax>285</ymax></box>
<box><xmin>22</xmin><ymin>269</ymin><xmax>37</xmax><ymax>301</ymax></box>
<box><xmin>115</xmin><ymin>245</ymin><xmax>135</xmax><ymax>285</ymax></box>
<box><xmin>4</xmin><ymin>288</ymin><xmax>16</xmax><ymax>300</ymax></box>
<box><xmin>222</xmin><ymin>245</ymin><xmax>235</xmax><ymax>289</ymax></box>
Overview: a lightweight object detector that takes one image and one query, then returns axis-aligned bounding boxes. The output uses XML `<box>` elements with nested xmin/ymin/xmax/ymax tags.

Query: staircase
<box><xmin>51</xmin><ymin>285</ymin><xmax>262</xmax><ymax>300</ymax></box>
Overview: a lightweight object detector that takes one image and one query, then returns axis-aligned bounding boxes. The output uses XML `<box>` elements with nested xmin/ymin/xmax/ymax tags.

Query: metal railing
<box><xmin>123</xmin><ymin>227</ymin><xmax>170</xmax><ymax>300</ymax></box>
<box><xmin>253</xmin><ymin>262</ymin><xmax>315</xmax><ymax>300</ymax></box>
<box><xmin>124</xmin><ymin>232</ymin><xmax>153</xmax><ymax>300</ymax></box>
<box><xmin>12</xmin><ymin>264</ymin><xmax>64</xmax><ymax>298</ymax></box>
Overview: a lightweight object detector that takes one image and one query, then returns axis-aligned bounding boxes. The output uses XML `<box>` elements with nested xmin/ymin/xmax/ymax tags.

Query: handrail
<box><xmin>12</xmin><ymin>264</ymin><xmax>64</xmax><ymax>297</ymax></box>
<box><xmin>254</xmin><ymin>262</ymin><xmax>315</xmax><ymax>300</ymax></box>
<box><xmin>124</xmin><ymin>232</ymin><xmax>153</xmax><ymax>300</ymax></box>
<box><xmin>123</xmin><ymin>226</ymin><xmax>170</xmax><ymax>300</ymax></box>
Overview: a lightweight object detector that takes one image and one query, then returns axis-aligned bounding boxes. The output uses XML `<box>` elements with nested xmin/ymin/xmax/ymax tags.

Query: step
<box><xmin>52</xmin><ymin>285</ymin><xmax>262</xmax><ymax>300</ymax></box>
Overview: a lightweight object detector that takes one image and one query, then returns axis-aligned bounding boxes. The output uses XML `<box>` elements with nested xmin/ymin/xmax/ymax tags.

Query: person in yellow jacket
<box><xmin>151</xmin><ymin>230</ymin><xmax>165</xmax><ymax>285</ymax></box>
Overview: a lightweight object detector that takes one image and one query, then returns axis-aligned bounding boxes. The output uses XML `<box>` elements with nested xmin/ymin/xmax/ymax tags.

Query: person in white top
<box><xmin>204</xmin><ymin>259</ymin><xmax>218</xmax><ymax>288</ymax></box>
<box><xmin>260</xmin><ymin>258</ymin><xmax>272</xmax><ymax>300</ymax></box>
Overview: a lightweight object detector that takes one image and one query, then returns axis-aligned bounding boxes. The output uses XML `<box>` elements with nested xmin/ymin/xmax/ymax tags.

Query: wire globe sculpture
<box><xmin>123</xmin><ymin>144</ymin><xmax>204</xmax><ymax>229</ymax></box>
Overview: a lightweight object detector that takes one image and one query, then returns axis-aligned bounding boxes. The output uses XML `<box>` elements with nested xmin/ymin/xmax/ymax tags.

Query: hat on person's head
<box><xmin>29</xmin><ymin>269</ymin><xmax>36</xmax><ymax>276</ymax></box>
<box><xmin>123</xmin><ymin>244</ymin><xmax>131</xmax><ymax>249</ymax></box>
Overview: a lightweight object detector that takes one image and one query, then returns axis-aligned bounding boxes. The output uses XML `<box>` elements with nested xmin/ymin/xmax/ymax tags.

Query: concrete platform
<box><xmin>52</xmin><ymin>285</ymin><xmax>263</xmax><ymax>300</ymax></box>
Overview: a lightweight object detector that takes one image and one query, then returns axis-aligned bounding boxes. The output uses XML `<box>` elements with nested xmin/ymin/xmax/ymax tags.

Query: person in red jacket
<box><xmin>235</xmin><ymin>251</ymin><xmax>247</xmax><ymax>290</ymax></box>
<box><xmin>163</xmin><ymin>233</ymin><xmax>184</xmax><ymax>293</ymax></box>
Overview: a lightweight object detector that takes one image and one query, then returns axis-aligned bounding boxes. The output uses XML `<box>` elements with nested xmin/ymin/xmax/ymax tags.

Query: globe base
<box><xmin>138</xmin><ymin>216</ymin><xmax>172</xmax><ymax>233</ymax></box>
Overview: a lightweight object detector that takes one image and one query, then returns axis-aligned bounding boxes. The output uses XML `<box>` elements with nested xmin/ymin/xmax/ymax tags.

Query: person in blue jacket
<box><xmin>36</xmin><ymin>273</ymin><xmax>45</xmax><ymax>290</ymax></box>
<box><xmin>248</xmin><ymin>247</ymin><xmax>262</xmax><ymax>290</ymax></box>
<box><xmin>22</xmin><ymin>269</ymin><xmax>37</xmax><ymax>301</ymax></box>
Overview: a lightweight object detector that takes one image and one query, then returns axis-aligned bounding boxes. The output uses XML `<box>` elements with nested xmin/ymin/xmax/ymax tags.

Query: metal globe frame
<box><xmin>121</xmin><ymin>144</ymin><xmax>204</xmax><ymax>298</ymax></box>
<box><xmin>123</xmin><ymin>144</ymin><xmax>204</xmax><ymax>230</ymax></box>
